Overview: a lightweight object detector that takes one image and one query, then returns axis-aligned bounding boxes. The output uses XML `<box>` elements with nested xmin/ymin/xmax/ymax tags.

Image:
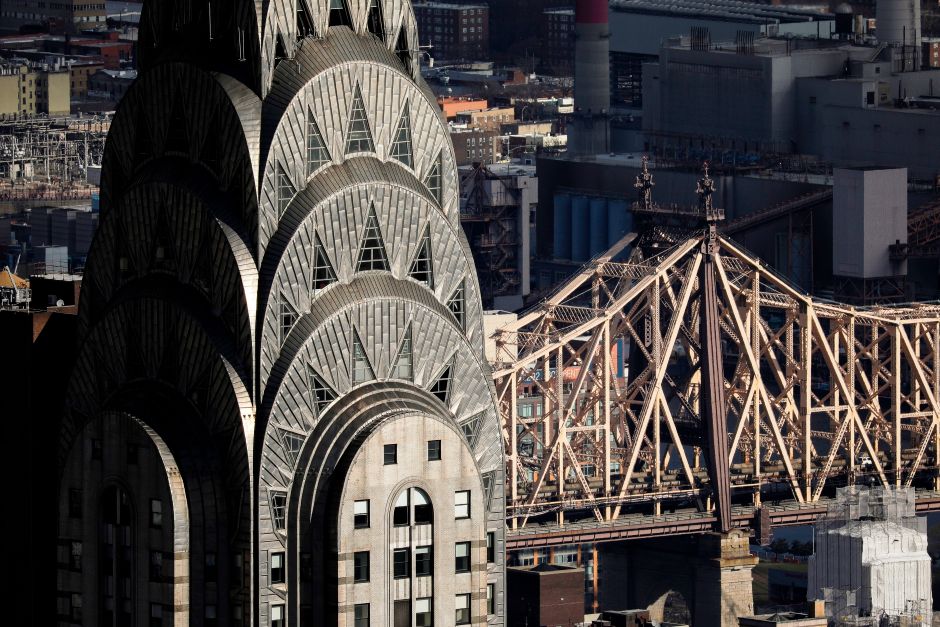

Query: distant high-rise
<box><xmin>55</xmin><ymin>1</ymin><xmax>505</xmax><ymax>625</ymax></box>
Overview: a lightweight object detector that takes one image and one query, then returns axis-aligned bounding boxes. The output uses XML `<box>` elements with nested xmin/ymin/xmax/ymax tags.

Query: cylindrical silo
<box><xmin>571</xmin><ymin>195</ymin><xmax>590</xmax><ymax>262</ymax></box>
<box><xmin>554</xmin><ymin>193</ymin><xmax>572</xmax><ymax>259</ymax></box>
<box><xmin>877</xmin><ymin>0</ymin><xmax>922</xmax><ymax>68</ymax></box>
<box><xmin>589</xmin><ymin>197</ymin><xmax>608</xmax><ymax>257</ymax></box>
<box><xmin>607</xmin><ymin>199</ymin><xmax>631</xmax><ymax>248</ymax></box>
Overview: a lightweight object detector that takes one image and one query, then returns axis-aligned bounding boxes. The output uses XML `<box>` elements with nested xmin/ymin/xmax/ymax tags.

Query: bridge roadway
<box><xmin>505</xmin><ymin>490</ymin><xmax>940</xmax><ymax>550</ymax></box>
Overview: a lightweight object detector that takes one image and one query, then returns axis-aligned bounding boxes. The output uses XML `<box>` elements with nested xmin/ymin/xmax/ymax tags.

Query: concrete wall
<box><xmin>832</xmin><ymin>167</ymin><xmax>907</xmax><ymax>279</ymax></box>
<box><xmin>47</xmin><ymin>70</ymin><xmax>71</xmax><ymax>116</ymax></box>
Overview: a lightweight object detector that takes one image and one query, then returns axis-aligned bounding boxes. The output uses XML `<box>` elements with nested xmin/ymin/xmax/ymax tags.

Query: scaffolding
<box><xmin>0</xmin><ymin>115</ymin><xmax>110</xmax><ymax>199</ymax></box>
<box><xmin>459</xmin><ymin>164</ymin><xmax>525</xmax><ymax>306</ymax></box>
<box><xmin>809</xmin><ymin>486</ymin><xmax>932</xmax><ymax>627</ymax></box>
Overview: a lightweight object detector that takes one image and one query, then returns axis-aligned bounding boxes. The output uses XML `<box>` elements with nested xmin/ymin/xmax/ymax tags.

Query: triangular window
<box><xmin>164</xmin><ymin>95</ymin><xmax>189</xmax><ymax>154</ymax></box>
<box><xmin>279</xmin><ymin>293</ymin><xmax>299</xmax><ymax>343</ymax></box>
<box><xmin>461</xmin><ymin>413</ymin><xmax>483</xmax><ymax>448</ymax></box>
<box><xmin>391</xmin><ymin>326</ymin><xmax>414</xmax><ymax>380</ymax></box>
<box><xmin>312</xmin><ymin>234</ymin><xmax>337</xmax><ymax>295</ymax></box>
<box><xmin>390</xmin><ymin>102</ymin><xmax>414</xmax><ymax>168</ymax></box>
<box><xmin>408</xmin><ymin>226</ymin><xmax>433</xmax><ymax>288</ymax></box>
<box><xmin>447</xmin><ymin>280</ymin><xmax>466</xmax><ymax>329</ymax></box>
<box><xmin>367</xmin><ymin>0</ymin><xmax>385</xmax><ymax>40</ymax></box>
<box><xmin>356</xmin><ymin>205</ymin><xmax>389</xmax><ymax>272</ymax></box>
<box><xmin>395</xmin><ymin>28</ymin><xmax>411</xmax><ymax>70</ymax></box>
<box><xmin>428</xmin><ymin>359</ymin><xmax>453</xmax><ymax>404</ymax></box>
<box><xmin>351</xmin><ymin>330</ymin><xmax>376</xmax><ymax>384</ymax></box>
<box><xmin>308</xmin><ymin>367</ymin><xmax>337</xmax><ymax>413</ymax></box>
<box><xmin>281</xmin><ymin>430</ymin><xmax>304</xmax><ymax>463</ymax></box>
<box><xmin>345</xmin><ymin>86</ymin><xmax>375</xmax><ymax>155</ymax></box>
<box><xmin>276</xmin><ymin>163</ymin><xmax>296</xmax><ymax>218</ymax></box>
<box><xmin>307</xmin><ymin>112</ymin><xmax>331</xmax><ymax>175</ymax></box>
<box><xmin>297</xmin><ymin>2</ymin><xmax>315</xmax><ymax>37</ymax></box>
<box><xmin>328</xmin><ymin>0</ymin><xmax>352</xmax><ymax>27</ymax></box>
<box><xmin>134</xmin><ymin>111</ymin><xmax>154</xmax><ymax>160</ymax></box>
<box><xmin>424</xmin><ymin>152</ymin><xmax>442</xmax><ymax>204</ymax></box>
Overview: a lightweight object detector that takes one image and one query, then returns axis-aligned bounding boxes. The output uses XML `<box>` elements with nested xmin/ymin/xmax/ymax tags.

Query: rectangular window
<box><xmin>455</xmin><ymin>490</ymin><xmax>470</xmax><ymax>519</ymax></box>
<box><xmin>354</xmin><ymin>603</ymin><xmax>370</xmax><ymax>627</ymax></box>
<box><xmin>415</xmin><ymin>545</ymin><xmax>433</xmax><ymax>577</ymax></box>
<box><xmin>150</xmin><ymin>499</ymin><xmax>163</xmax><ymax>527</ymax></box>
<box><xmin>70</xmin><ymin>541</ymin><xmax>82</xmax><ymax>571</ymax></box>
<box><xmin>487</xmin><ymin>584</ymin><xmax>495</xmax><ymax>615</ymax></box>
<box><xmin>149</xmin><ymin>603</ymin><xmax>163</xmax><ymax>627</ymax></box>
<box><xmin>206</xmin><ymin>552</ymin><xmax>217</xmax><ymax>582</ymax></box>
<box><xmin>69</xmin><ymin>488</ymin><xmax>82</xmax><ymax>518</ymax></box>
<box><xmin>271</xmin><ymin>605</ymin><xmax>285</xmax><ymax>627</ymax></box>
<box><xmin>384</xmin><ymin>443</ymin><xmax>398</xmax><ymax>464</ymax></box>
<box><xmin>354</xmin><ymin>551</ymin><xmax>370</xmax><ymax>582</ymax></box>
<box><xmin>149</xmin><ymin>550</ymin><xmax>163</xmax><ymax>581</ymax></box>
<box><xmin>455</xmin><ymin>541</ymin><xmax>470</xmax><ymax>573</ymax></box>
<box><xmin>415</xmin><ymin>598</ymin><xmax>432</xmax><ymax>627</ymax></box>
<box><xmin>354</xmin><ymin>500</ymin><xmax>370</xmax><ymax>528</ymax></box>
<box><xmin>427</xmin><ymin>440</ymin><xmax>441</xmax><ymax>461</ymax></box>
<box><xmin>456</xmin><ymin>593</ymin><xmax>471</xmax><ymax>625</ymax></box>
<box><xmin>393</xmin><ymin>548</ymin><xmax>410</xmax><ymax>579</ymax></box>
<box><xmin>91</xmin><ymin>438</ymin><xmax>102</xmax><ymax>460</ymax></box>
<box><xmin>487</xmin><ymin>532</ymin><xmax>495</xmax><ymax>563</ymax></box>
<box><xmin>271</xmin><ymin>551</ymin><xmax>285</xmax><ymax>584</ymax></box>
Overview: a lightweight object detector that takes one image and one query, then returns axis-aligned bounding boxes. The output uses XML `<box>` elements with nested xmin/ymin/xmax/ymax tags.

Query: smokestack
<box><xmin>574</xmin><ymin>0</ymin><xmax>610</xmax><ymax>115</ymax></box>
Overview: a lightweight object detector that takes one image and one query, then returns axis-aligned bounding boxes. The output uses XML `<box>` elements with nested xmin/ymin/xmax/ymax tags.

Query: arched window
<box><xmin>392</xmin><ymin>487</ymin><xmax>434</xmax><ymax>526</ymax></box>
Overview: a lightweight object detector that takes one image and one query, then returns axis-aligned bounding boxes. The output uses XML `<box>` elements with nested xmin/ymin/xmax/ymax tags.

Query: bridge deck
<box><xmin>505</xmin><ymin>491</ymin><xmax>940</xmax><ymax>550</ymax></box>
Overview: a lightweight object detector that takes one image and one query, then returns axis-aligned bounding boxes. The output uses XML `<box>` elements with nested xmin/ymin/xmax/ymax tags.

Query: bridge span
<box><xmin>492</xmin><ymin>212</ymin><xmax>940</xmax><ymax>547</ymax></box>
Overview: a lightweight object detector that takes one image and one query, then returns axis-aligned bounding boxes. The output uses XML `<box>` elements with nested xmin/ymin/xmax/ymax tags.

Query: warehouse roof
<box><xmin>610</xmin><ymin>0</ymin><xmax>832</xmax><ymax>24</ymax></box>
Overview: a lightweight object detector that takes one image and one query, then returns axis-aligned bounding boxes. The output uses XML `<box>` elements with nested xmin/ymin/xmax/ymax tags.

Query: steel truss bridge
<box><xmin>492</xmin><ymin>227</ymin><xmax>940</xmax><ymax>549</ymax></box>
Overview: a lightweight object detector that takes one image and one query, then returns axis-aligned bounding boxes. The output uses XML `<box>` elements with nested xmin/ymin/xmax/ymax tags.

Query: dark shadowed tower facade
<box><xmin>55</xmin><ymin>1</ymin><xmax>505</xmax><ymax>626</ymax></box>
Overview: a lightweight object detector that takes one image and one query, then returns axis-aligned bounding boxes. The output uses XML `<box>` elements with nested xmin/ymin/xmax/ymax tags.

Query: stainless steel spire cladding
<box><xmin>57</xmin><ymin>2</ymin><xmax>504</xmax><ymax>626</ymax></box>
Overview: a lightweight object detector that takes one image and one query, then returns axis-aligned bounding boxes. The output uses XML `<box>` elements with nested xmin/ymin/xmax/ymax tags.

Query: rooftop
<box><xmin>0</xmin><ymin>267</ymin><xmax>29</xmax><ymax>290</ymax></box>
<box><xmin>611</xmin><ymin>0</ymin><xmax>832</xmax><ymax>24</ymax></box>
<box><xmin>413</xmin><ymin>1</ymin><xmax>487</xmax><ymax>10</ymax></box>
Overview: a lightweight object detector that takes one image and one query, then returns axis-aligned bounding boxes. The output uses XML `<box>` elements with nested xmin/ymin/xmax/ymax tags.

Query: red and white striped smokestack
<box><xmin>574</xmin><ymin>0</ymin><xmax>610</xmax><ymax>115</ymax></box>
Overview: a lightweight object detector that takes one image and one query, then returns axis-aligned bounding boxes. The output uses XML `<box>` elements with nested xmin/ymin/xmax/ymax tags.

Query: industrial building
<box><xmin>644</xmin><ymin>37</ymin><xmax>940</xmax><ymax>179</ymax></box>
<box><xmin>607</xmin><ymin>0</ymin><xmax>834</xmax><ymax>110</ymax></box>
<box><xmin>459</xmin><ymin>164</ymin><xmax>534</xmax><ymax>310</ymax></box>
<box><xmin>413</xmin><ymin>1</ymin><xmax>489</xmax><ymax>62</ymax></box>
<box><xmin>46</xmin><ymin>1</ymin><xmax>505</xmax><ymax>626</ymax></box>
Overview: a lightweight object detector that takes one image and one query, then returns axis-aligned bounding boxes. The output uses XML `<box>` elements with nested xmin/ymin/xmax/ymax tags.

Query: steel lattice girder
<box><xmin>493</xmin><ymin>233</ymin><xmax>940</xmax><ymax>528</ymax></box>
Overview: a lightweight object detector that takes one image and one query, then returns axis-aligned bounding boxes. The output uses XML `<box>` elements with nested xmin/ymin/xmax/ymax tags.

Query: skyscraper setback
<box><xmin>54</xmin><ymin>1</ymin><xmax>504</xmax><ymax>625</ymax></box>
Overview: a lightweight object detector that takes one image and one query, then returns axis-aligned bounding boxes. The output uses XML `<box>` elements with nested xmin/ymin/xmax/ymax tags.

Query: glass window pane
<box><xmin>354</xmin><ymin>500</ymin><xmax>370</xmax><ymax>528</ymax></box>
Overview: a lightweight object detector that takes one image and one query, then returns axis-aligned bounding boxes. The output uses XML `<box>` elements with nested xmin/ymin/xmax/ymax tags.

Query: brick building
<box><xmin>542</xmin><ymin>7</ymin><xmax>574</xmax><ymax>75</ymax></box>
<box><xmin>506</xmin><ymin>564</ymin><xmax>585</xmax><ymax>627</ymax></box>
<box><xmin>0</xmin><ymin>60</ymin><xmax>70</xmax><ymax>118</ymax></box>
<box><xmin>455</xmin><ymin>106</ymin><xmax>515</xmax><ymax>132</ymax></box>
<box><xmin>925</xmin><ymin>38</ymin><xmax>940</xmax><ymax>68</ymax></box>
<box><xmin>451</xmin><ymin>128</ymin><xmax>500</xmax><ymax>165</ymax></box>
<box><xmin>413</xmin><ymin>1</ymin><xmax>489</xmax><ymax>61</ymax></box>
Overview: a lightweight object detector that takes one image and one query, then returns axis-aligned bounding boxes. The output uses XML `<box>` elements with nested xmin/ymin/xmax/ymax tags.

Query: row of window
<box><xmin>270</xmin><ymin>590</ymin><xmax>494</xmax><ymax>627</ymax></box>
<box><xmin>67</xmin><ymin>488</ymin><xmax>163</xmax><ymax>527</ymax></box>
